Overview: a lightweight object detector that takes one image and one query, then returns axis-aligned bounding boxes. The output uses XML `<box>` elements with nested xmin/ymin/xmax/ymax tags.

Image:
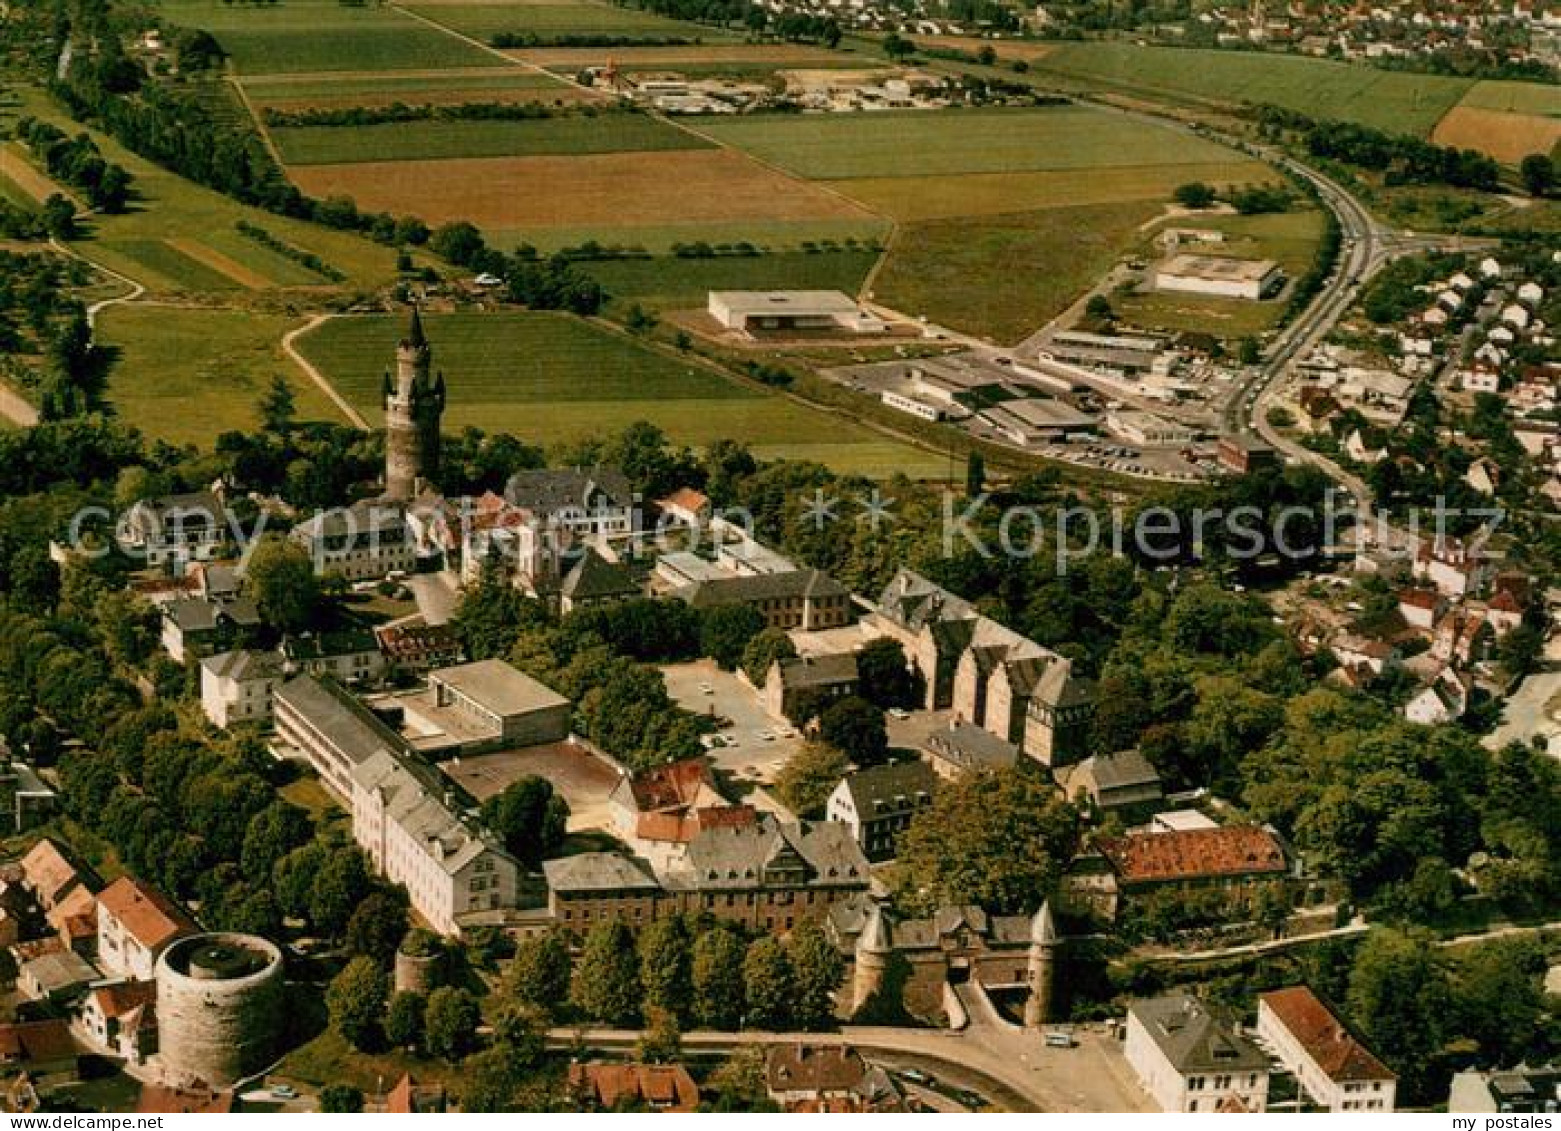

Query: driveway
<box><xmin>407</xmin><ymin>569</ymin><xmax>460</xmax><ymax>626</ymax></box>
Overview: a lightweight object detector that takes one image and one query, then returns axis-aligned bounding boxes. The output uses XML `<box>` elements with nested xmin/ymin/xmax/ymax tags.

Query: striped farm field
<box><xmin>509</xmin><ymin>42</ymin><xmax>856</xmax><ymax>67</ymax></box>
<box><xmin>581</xmin><ymin>249</ymin><xmax>880</xmax><ymax>313</ymax></box>
<box><xmin>287</xmin><ymin>148</ymin><xmax>879</xmax><ymax>233</ymax></box>
<box><xmin>835</xmin><ymin>160</ymin><xmax>1278</xmax><ymax>222</ymax></box>
<box><xmin>1026</xmin><ymin>42</ymin><xmax>1471</xmax><ymax>135</ymax></box>
<box><xmin>403</xmin><ymin>0</ymin><xmax>732</xmax><ymax>43</ymax></box>
<box><xmin>240</xmin><ymin>68</ymin><xmax>586</xmax><ymax>111</ymax></box>
<box><xmin>158</xmin><ymin>0</ymin><xmax>503</xmax><ymax>75</ymax></box>
<box><xmin>0</xmin><ymin>142</ymin><xmax>71</xmax><ymax>204</ymax></box>
<box><xmin>295</xmin><ymin>310</ymin><xmax>949</xmax><ymax>475</ymax></box>
<box><xmin>697</xmin><ymin>105</ymin><xmax>1247</xmax><ymax>180</ymax></box>
<box><xmin>97</xmin><ymin>240</ymin><xmax>249</xmax><ymax>293</ymax></box>
<box><xmin>271</xmin><ymin>112</ymin><xmax>705</xmax><ymax>164</ymax></box>
<box><xmin>1432</xmin><ymin>105</ymin><xmax>1561</xmax><ymax>165</ymax></box>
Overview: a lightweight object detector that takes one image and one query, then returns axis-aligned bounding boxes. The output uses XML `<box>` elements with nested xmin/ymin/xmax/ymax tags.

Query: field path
<box><xmin>389</xmin><ymin>3</ymin><xmax>601</xmax><ymax>91</ymax></box>
<box><xmin>282</xmin><ymin>314</ymin><xmax>371</xmax><ymax>429</ymax></box>
<box><xmin>226</xmin><ymin>63</ymin><xmax>288</xmax><ymax>171</ymax></box>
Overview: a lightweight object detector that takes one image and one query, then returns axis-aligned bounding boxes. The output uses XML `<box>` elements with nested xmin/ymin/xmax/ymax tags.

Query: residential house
<box><xmin>0</xmin><ymin>1021</ymin><xmax>79</xmax><ymax>1089</ymax></box>
<box><xmin>763</xmin><ymin>653</ymin><xmax>859</xmax><ymax>721</ymax></box>
<box><xmin>558</xmin><ymin>548</ymin><xmax>639</xmax><ymax>615</ymax></box>
<box><xmin>20</xmin><ymin>840</ymin><xmax>88</xmax><ymax>913</ymax></box>
<box><xmin>160</xmin><ymin>597</ymin><xmax>261</xmax><ymax>664</ymax></box>
<box><xmin>825</xmin><ymin>760</ymin><xmax>939</xmax><ymax>861</ymax></box>
<box><xmin>567</xmin><ymin>1063</ymin><xmax>700</xmax><ymax>1112</ymax></box>
<box><xmin>503</xmin><ymin>467</ymin><xmax>639</xmax><ymax>541</ymax></box>
<box><xmin>95</xmin><ymin>877</ymin><xmax>194</xmax><ymax>983</ymax></box>
<box><xmin>1256</xmin><ymin>986</ymin><xmax>1396</xmax><ymax>1112</ymax></box>
<box><xmin>199</xmin><ymin>649</ymin><xmax>284</xmax><ymax>729</ymax></box>
<box><xmin>117</xmin><ymin>492</ymin><xmax>226</xmax><ymax>571</ymax></box>
<box><xmin>1405</xmin><ymin>668</ymin><xmax>1471</xmax><ymax>725</ymax></box>
<box><xmin>45</xmin><ymin>886</ymin><xmax>96</xmax><ymax>957</ymax></box>
<box><xmin>136</xmin><ymin>1086</ymin><xmax>233</xmax><ymax>1114</ymax></box>
<box><xmin>79</xmin><ymin>981</ymin><xmax>157</xmax><ymax>1065</ymax></box>
<box><xmin>281</xmin><ymin>623</ymin><xmax>386</xmax><ymax>687</ymax></box>
<box><xmin>1125</xmin><ymin>994</ymin><xmax>1269</xmax><ymax>1113</ymax></box>
<box><xmin>381</xmin><ymin>1074</ymin><xmax>446</xmax><ymax>1114</ymax></box>
<box><xmin>1397</xmin><ymin>588</ymin><xmax>1443</xmax><ymax>631</ymax></box>
<box><xmin>289</xmin><ymin>501</ymin><xmax>416</xmax><ymax>582</ymax></box>
<box><xmin>765</xmin><ymin>1044</ymin><xmax>905</xmax><ymax>1113</ymax></box>
<box><xmin>606</xmin><ymin>759</ymin><xmax>753</xmax><ymax>870</ymax></box>
<box><xmin>1056</xmin><ymin>750</ymin><xmax>1164</xmax><ymax>815</ymax></box>
<box><xmin>656</xmin><ymin>487</ymin><xmax>711</xmax><ymax>529</ymax></box>
<box><xmin>374</xmin><ymin>623</ymin><xmax>463</xmax><ymax>677</ymax></box>
<box><xmin>19</xmin><ymin>950</ymin><xmax>98</xmax><ymax>1004</ymax></box>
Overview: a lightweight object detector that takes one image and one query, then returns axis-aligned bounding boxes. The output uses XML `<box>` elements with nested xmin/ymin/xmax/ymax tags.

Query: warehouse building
<box><xmin>708</xmin><ymin>291</ymin><xmax>886</xmax><ymax>335</ymax></box>
<box><xmin>1154</xmin><ymin>255</ymin><xmax>1283</xmax><ymax>300</ymax></box>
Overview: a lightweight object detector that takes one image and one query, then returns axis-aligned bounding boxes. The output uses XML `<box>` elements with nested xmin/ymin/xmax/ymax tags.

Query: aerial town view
<box><xmin>0</xmin><ymin>0</ymin><xmax>1557</xmax><ymax>1117</ymax></box>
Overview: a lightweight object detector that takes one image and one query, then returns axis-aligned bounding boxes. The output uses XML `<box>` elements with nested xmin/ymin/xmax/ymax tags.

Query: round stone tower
<box><xmin>156</xmin><ymin>933</ymin><xmax>285</xmax><ymax>1088</ymax></box>
<box><xmin>1023</xmin><ymin>900</ymin><xmax>1059</xmax><ymax>1028</ymax></box>
<box><xmin>852</xmin><ymin>903</ymin><xmax>893</xmax><ymax>1014</ymax></box>
<box><xmin>383</xmin><ymin>307</ymin><xmax>446</xmax><ymax>501</ymax></box>
<box><xmin>394</xmin><ymin>929</ymin><xmax>447</xmax><ymax>996</ymax></box>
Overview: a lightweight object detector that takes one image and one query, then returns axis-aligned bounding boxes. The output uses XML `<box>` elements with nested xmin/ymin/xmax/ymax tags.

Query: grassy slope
<box><xmin>1027</xmin><ymin>42</ymin><xmax>1471</xmax><ymax>136</ymax></box>
<box><xmin>296</xmin><ymin>310</ymin><xmax>947</xmax><ymax>475</ymax></box>
<box><xmin>3</xmin><ymin>90</ymin><xmax>399</xmax><ymax>295</ymax></box>
<box><xmin>1458</xmin><ymin>80</ymin><xmax>1561</xmax><ymax>116</ymax></box>
<box><xmin>272</xmin><ymin>112</ymin><xmax>706</xmax><ymax>164</ymax></box>
<box><xmin>97</xmin><ymin>306</ymin><xmax>346</xmax><ymax>446</ymax></box>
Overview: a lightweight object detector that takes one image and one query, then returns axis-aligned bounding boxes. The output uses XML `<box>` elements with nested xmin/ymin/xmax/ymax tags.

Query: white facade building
<box><xmin>199</xmin><ymin>649</ymin><xmax>283</xmax><ymax>729</ymax></box>
<box><xmin>1256</xmin><ymin>987</ymin><xmax>1396</xmax><ymax>1112</ymax></box>
<box><xmin>1125</xmin><ymin>994</ymin><xmax>1270</xmax><ymax>1113</ymax></box>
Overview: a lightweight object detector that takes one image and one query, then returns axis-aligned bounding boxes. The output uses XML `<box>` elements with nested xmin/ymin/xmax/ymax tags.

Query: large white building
<box><xmin>1155</xmin><ymin>254</ymin><xmax>1283</xmax><ymax>300</ymax></box>
<box><xmin>199</xmin><ymin>649</ymin><xmax>284</xmax><ymax>730</ymax></box>
<box><xmin>289</xmin><ymin>501</ymin><xmax>416</xmax><ymax>582</ymax></box>
<box><xmin>117</xmin><ymin>492</ymin><xmax>227</xmax><ymax>571</ymax></box>
<box><xmin>707</xmin><ymin>290</ymin><xmax>886</xmax><ymax>335</ymax></box>
<box><xmin>272</xmin><ymin>671</ymin><xmax>523</xmax><ymax>934</ymax></box>
<box><xmin>1256</xmin><ymin>986</ymin><xmax>1396</xmax><ymax>1112</ymax></box>
<box><xmin>1125</xmin><ymin>994</ymin><xmax>1270</xmax><ymax>1113</ymax></box>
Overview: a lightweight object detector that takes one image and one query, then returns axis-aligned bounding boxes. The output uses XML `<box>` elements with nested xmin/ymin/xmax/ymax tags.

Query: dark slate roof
<box><xmin>838</xmin><ymin>760</ymin><xmax>938</xmax><ymax>818</ymax></box>
<box><xmin>1130</xmin><ymin>994</ymin><xmax>1269</xmax><ymax>1074</ymax></box>
<box><xmin>922</xmin><ymin>721</ymin><xmax>1020</xmax><ymax>772</ymax></box>
<box><xmin>164</xmin><ymin>596</ymin><xmax>261</xmax><ymax>633</ymax></box>
<box><xmin>775</xmin><ymin>652</ymin><xmax>858</xmax><ymax>690</ymax></box>
<box><xmin>560</xmin><ymin>549</ymin><xmax>639</xmax><ymax>601</ymax></box>
<box><xmin>543</xmin><ymin>852</ymin><xmax>660</xmax><ymax>894</ymax></box>
<box><xmin>503</xmin><ymin>467</ymin><xmax>633</xmax><ymax>514</ymax></box>
<box><xmin>292</xmin><ymin>500</ymin><xmax>408</xmax><ymax>540</ymax></box>
<box><xmin>1079</xmin><ymin>749</ymin><xmax>1161</xmax><ymax>792</ymax></box>
<box><xmin>672</xmin><ymin>814</ymin><xmax>868</xmax><ymax>892</ymax></box>
<box><xmin>275</xmin><ymin>673</ymin><xmax>403</xmax><ymax>768</ymax></box>
<box><xmin>875</xmin><ymin>568</ymin><xmax>976</xmax><ymax>631</ymax></box>
<box><xmin>199</xmin><ymin>648</ymin><xmax>283</xmax><ymax>683</ymax></box>
<box><xmin>674</xmin><ymin>568</ymin><xmax>848</xmax><ymax>610</ymax></box>
<box><xmin>125</xmin><ymin>491</ymin><xmax>226</xmax><ymax>538</ymax></box>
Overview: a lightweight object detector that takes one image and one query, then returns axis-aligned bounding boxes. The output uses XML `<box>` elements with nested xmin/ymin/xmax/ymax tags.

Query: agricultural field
<box><xmin>96</xmin><ymin>307</ymin><xmax>347</xmax><ymax>447</ymax></box>
<box><xmin>270</xmin><ymin>112</ymin><xmax>704</xmax><ymax>164</ymax></box>
<box><xmin>295</xmin><ymin>310</ymin><xmax>947</xmax><ymax>475</ymax></box>
<box><xmin>156</xmin><ymin>0</ymin><xmax>502</xmax><ymax>75</ymax></box>
<box><xmin>1</xmin><ymin>90</ymin><xmax>399</xmax><ymax>295</ymax></box>
<box><xmin>1025</xmin><ymin>43</ymin><xmax>1472</xmax><ymax>135</ymax></box>
<box><xmin>1113</xmin><ymin>208</ymin><xmax>1328</xmax><ymax>338</ymax></box>
<box><xmin>582</xmin><ymin>248</ymin><xmax>879</xmax><ymax>313</ymax></box>
<box><xmin>871</xmin><ymin>200</ymin><xmax>1165</xmax><ymax>345</ymax></box>
<box><xmin>0</xmin><ymin>142</ymin><xmax>70</xmax><ymax>205</ymax></box>
<box><xmin>520</xmin><ymin>42</ymin><xmax>861</xmax><ymax>72</ymax></box>
<box><xmin>240</xmin><ymin>68</ymin><xmax>586</xmax><ymax>112</ymax></box>
<box><xmin>402</xmin><ymin>0</ymin><xmax>732</xmax><ymax>43</ymax></box>
<box><xmin>1432</xmin><ymin>82</ymin><xmax>1561</xmax><ymax>164</ymax></box>
<box><xmin>698</xmin><ymin>105</ymin><xmax>1248</xmax><ymax>181</ymax></box>
<box><xmin>287</xmin><ymin>148</ymin><xmax>881</xmax><ymax>240</ymax></box>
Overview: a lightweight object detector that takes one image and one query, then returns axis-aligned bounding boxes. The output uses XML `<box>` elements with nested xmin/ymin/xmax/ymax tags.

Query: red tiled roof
<box><xmin>96</xmin><ymin>877</ymin><xmax>194</xmax><ymax>952</ymax></box>
<box><xmin>567</xmin><ymin>1063</ymin><xmax>699</xmax><ymax>1111</ymax></box>
<box><xmin>636</xmin><ymin>805</ymin><xmax>756</xmax><ymax>844</ymax></box>
<box><xmin>136</xmin><ymin>1085</ymin><xmax>232</xmax><ymax>1114</ymax></box>
<box><xmin>1398</xmin><ymin>589</ymin><xmax>1439</xmax><ymax>610</ymax></box>
<box><xmin>1260</xmin><ymin>986</ymin><xmax>1395</xmax><ymax>1083</ymax></box>
<box><xmin>89</xmin><ymin>980</ymin><xmax>158</xmax><ymax>1021</ymax></box>
<box><xmin>385</xmin><ymin>1073</ymin><xmax>445</xmax><ymax>1114</ymax></box>
<box><xmin>21</xmin><ymin>840</ymin><xmax>81</xmax><ymax>907</ymax></box>
<box><xmin>1489</xmin><ymin>589</ymin><xmax>1523</xmax><ymax>614</ymax></box>
<box><xmin>1097</xmin><ymin>826</ymin><xmax>1287</xmax><ymax>884</ymax></box>
<box><xmin>0</xmin><ymin>1021</ymin><xmax>76</xmax><ymax>1066</ymax></box>
<box><xmin>628</xmin><ymin>758</ymin><xmax>713</xmax><ymax>813</ymax></box>
<box><xmin>659</xmin><ymin>488</ymin><xmax>710</xmax><ymax>514</ymax></box>
<box><xmin>45</xmin><ymin>885</ymin><xmax>96</xmax><ymax>935</ymax></box>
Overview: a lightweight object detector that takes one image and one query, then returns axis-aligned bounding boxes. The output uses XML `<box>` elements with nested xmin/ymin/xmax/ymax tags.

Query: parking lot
<box><xmin>662</xmin><ymin>659</ymin><xmax>801</xmax><ymax>796</ymax></box>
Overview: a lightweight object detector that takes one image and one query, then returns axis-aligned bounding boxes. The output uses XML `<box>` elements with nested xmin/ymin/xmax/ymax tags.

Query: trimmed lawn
<box><xmin>1028</xmin><ymin>42</ymin><xmax>1471</xmax><ymax>136</ymax></box>
<box><xmin>296</xmin><ymin>310</ymin><xmax>947</xmax><ymax>475</ymax></box>
<box><xmin>582</xmin><ymin>249</ymin><xmax>879</xmax><ymax>312</ymax></box>
<box><xmin>272</xmin><ymin>112</ymin><xmax>705</xmax><ymax>164</ymax></box>
<box><xmin>872</xmin><ymin>199</ymin><xmax>1164</xmax><ymax>344</ymax></box>
<box><xmin>157</xmin><ymin>0</ymin><xmax>503</xmax><ymax>75</ymax></box>
<box><xmin>698</xmin><ymin>105</ymin><xmax>1250</xmax><ymax>180</ymax></box>
<box><xmin>97</xmin><ymin>306</ymin><xmax>348</xmax><ymax>446</ymax></box>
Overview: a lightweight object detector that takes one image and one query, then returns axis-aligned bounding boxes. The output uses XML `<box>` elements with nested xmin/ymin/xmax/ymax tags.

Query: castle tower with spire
<box><xmin>852</xmin><ymin>903</ymin><xmax>893</xmax><ymax>1014</ymax></box>
<box><xmin>1023</xmin><ymin>900</ymin><xmax>1059</xmax><ymax>1028</ymax></box>
<box><xmin>382</xmin><ymin>307</ymin><xmax>445</xmax><ymax>501</ymax></box>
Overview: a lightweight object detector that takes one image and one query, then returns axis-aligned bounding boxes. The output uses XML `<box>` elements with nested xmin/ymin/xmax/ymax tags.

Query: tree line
<box><xmin>260</xmin><ymin>100</ymin><xmax>626</xmax><ymax>129</ymax></box>
<box><xmin>1258</xmin><ymin>105</ymin><xmax>1502</xmax><ymax>192</ymax></box>
<box><xmin>12</xmin><ymin>117</ymin><xmax>133</xmax><ymax>213</ymax></box>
